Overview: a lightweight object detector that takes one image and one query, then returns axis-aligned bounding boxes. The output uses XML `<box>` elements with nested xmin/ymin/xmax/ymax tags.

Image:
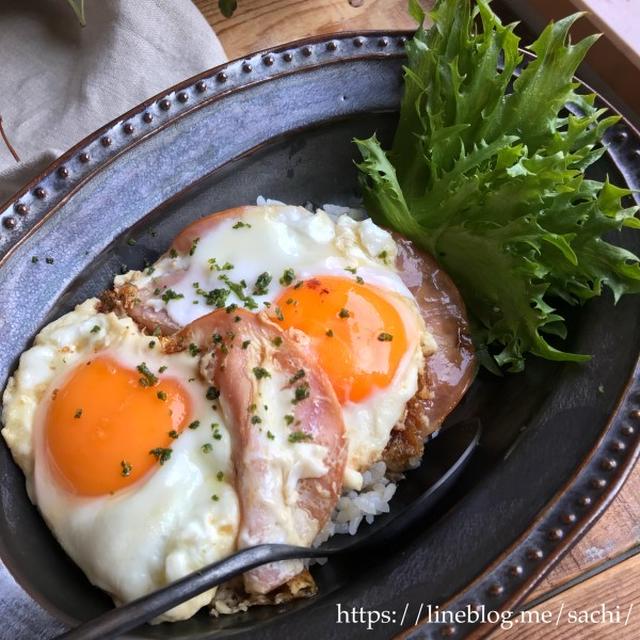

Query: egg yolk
<box><xmin>44</xmin><ymin>355</ymin><xmax>191</xmax><ymax>496</ymax></box>
<box><xmin>272</xmin><ymin>276</ymin><xmax>409</xmax><ymax>403</ymax></box>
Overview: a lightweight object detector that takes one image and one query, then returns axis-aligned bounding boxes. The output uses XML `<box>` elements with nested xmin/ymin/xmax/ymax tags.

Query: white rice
<box><xmin>314</xmin><ymin>461</ymin><xmax>397</xmax><ymax>546</ymax></box>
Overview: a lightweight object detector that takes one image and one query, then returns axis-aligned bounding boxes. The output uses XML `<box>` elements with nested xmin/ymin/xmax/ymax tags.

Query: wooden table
<box><xmin>194</xmin><ymin>1</ymin><xmax>640</xmax><ymax>638</ymax></box>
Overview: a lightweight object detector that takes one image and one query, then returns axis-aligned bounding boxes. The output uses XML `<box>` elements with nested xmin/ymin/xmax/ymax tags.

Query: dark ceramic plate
<box><xmin>1</xmin><ymin>32</ymin><xmax>640</xmax><ymax>640</ymax></box>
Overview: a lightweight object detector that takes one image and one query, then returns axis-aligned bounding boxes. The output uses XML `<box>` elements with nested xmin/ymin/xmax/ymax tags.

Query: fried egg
<box><xmin>1</xmin><ymin>300</ymin><xmax>240</xmax><ymax>621</ymax></box>
<box><xmin>116</xmin><ymin>205</ymin><xmax>436</xmax><ymax>488</ymax></box>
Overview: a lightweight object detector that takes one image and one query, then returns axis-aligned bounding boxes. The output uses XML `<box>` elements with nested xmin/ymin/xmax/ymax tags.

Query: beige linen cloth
<box><xmin>0</xmin><ymin>2</ymin><xmax>226</xmax><ymax>637</ymax></box>
<box><xmin>0</xmin><ymin>0</ymin><xmax>227</xmax><ymax>204</ymax></box>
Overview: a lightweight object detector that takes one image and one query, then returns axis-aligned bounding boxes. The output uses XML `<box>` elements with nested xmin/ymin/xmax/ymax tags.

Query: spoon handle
<box><xmin>56</xmin><ymin>544</ymin><xmax>320</xmax><ymax>640</ymax></box>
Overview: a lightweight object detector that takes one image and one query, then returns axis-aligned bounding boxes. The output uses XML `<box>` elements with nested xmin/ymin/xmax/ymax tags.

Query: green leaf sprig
<box><xmin>356</xmin><ymin>0</ymin><xmax>640</xmax><ymax>372</ymax></box>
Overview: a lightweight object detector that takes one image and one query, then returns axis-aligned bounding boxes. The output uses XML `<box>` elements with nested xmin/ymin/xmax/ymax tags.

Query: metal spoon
<box><xmin>57</xmin><ymin>418</ymin><xmax>481</xmax><ymax>640</ymax></box>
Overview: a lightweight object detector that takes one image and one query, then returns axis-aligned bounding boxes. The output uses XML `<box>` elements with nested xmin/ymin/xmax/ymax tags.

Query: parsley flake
<box><xmin>288</xmin><ymin>431</ymin><xmax>313</xmax><ymax>443</ymax></box>
<box><xmin>137</xmin><ymin>362</ymin><xmax>158</xmax><ymax>387</ymax></box>
<box><xmin>161</xmin><ymin>289</ymin><xmax>184</xmax><ymax>304</ymax></box>
<box><xmin>252</xmin><ymin>272</ymin><xmax>272</xmax><ymax>296</ymax></box>
<box><xmin>279</xmin><ymin>268</ymin><xmax>296</xmax><ymax>286</ymax></box>
<box><xmin>120</xmin><ymin>460</ymin><xmax>133</xmax><ymax>477</ymax></box>
<box><xmin>292</xmin><ymin>383</ymin><xmax>310</xmax><ymax>404</ymax></box>
<box><xmin>149</xmin><ymin>447</ymin><xmax>172</xmax><ymax>465</ymax></box>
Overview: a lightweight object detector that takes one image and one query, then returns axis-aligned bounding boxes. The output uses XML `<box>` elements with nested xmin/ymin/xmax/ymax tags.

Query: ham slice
<box><xmin>178</xmin><ymin>309</ymin><xmax>347</xmax><ymax>594</ymax></box>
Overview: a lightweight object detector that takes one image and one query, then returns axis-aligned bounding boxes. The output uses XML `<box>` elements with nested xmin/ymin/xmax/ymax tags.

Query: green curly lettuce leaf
<box><xmin>355</xmin><ymin>0</ymin><xmax>640</xmax><ymax>372</ymax></box>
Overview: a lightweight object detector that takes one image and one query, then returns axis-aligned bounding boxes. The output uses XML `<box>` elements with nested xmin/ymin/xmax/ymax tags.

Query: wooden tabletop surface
<box><xmin>194</xmin><ymin>1</ymin><xmax>640</xmax><ymax>638</ymax></box>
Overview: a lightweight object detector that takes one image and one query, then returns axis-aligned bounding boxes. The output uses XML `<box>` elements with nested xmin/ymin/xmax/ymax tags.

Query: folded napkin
<box><xmin>0</xmin><ymin>0</ymin><xmax>227</xmax><ymax>204</ymax></box>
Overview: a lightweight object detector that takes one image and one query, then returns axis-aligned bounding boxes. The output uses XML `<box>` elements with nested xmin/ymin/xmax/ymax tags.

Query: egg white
<box><xmin>117</xmin><ymin>206</ymin><xmax>436</xmax><ymax>489</ymax></box>
<box><xmin>1</xmin><ymin>299</ymin><xmax>240</xmax><ymax>621</ymax></box>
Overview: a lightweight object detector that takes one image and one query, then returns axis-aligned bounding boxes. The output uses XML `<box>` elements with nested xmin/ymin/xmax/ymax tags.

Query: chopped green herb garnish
<box><xmin>338</xmin><ymin>308</ymin><xmax>350</xmax><ymax>318</ymax></box>
<box><xmin>288</xmin><ymin>431</ymin><xmax>313</xmax><ymax>443</ymax></box>
<box><xmin>188</xmin><ymin>420</ymin><xmax>200</xmax><ymax>430</ymax></box>
<box><xmin>161</xmin><ymin>289</ymin><xmax>184</xmax><ymax>303</ymax></box>
<box><xmin>356</xmin><ymin>276</ymin><xmax>365</xmax><ymax>284</ymax></box>
<box><xmin>326</xmin><ymin>329</ymin><xmax>334</xmax><ymax>337</ymax></box>
<box><xmin>252</xmin><ymin>271</ymin><xmax>272</xmax><ymax>296</ymax></box>
<box><xmin>137</xmin><ymin>362</ymin><xmax>158</xmax><ymax>387</ymax></box>
<box><xmin>345</xmin><ymin>266</ymin><xmax>357</xmax><ymax>274</ymax></box>
<box><xmin>206</xmin><ymin>386</ymin><xmax>220</xmax><ymax>400</ymax></box>
<box><xmin>149</xmin><ymin>447</ymin><xmax>172</xmax><ymax>465</ymax></box>
<box><xmin>157</xmin><ymin>390</ymin><xmax>167</xmax><ymax>401</ymax></box>
<box><xmin>279</xmin><ymin>268</ymin><xmax>296</xmax><ymax>286</ymax></box>
<box><xmin>274</xmin><ymin>306</ymin><xmax>284</xmax><ymax>321</ymax></box>
<box><xmin>267</xmin><ymin>430</ymin><xmax>275</xmax><ymax>440</ymax></box>
<box><xmin>45</xmin><ymin>257</ymin><xmax>54</xmax><ymax>264</ymax></box>
<box><xmin>242</xmin><ymin>340</ymin><xmax>251</xmax><ymax>349</ymax></box>
<box><xmin>218</xmin><ymin>274</ymin><xmax>258</xmax><ymax>310</ymax></box>
<box><xmin>127</xmin><ymin>238</ymin><xmax>137</xmax><ymax>246</ymax></box>
<box><xmin>272</xmin><ymin>336</ymin><xmax>283</xmax><ymax>347</ymax></box>
<box><xmin>289</xmin><ymin>369</ymin><xmax>305</xmax><ymax>384</ymax></box>
<box><xmin>211</xmin><ymin>493</ymin><xmax>219</xmax><ymax>501</ymax></box>
<box><xmin>188</xmin><ymin>343</ymin><xmax>200</xmax><ymax>357</ymax></box>
<box><xmin>159</xmin><ymin>365</ymin><xmax>168</xmax><ymax>374</ymax></box>
<box><xmin>195</xmin><ymin>286</ymin><xmax>230</xmax><ymax>308</ymax></box>
<box><xmin>378</xmin><ymin>332</ymin><xmax>394</xmax><ymax>342</ymax></box>
<box><xmin>189</xmin><ymin>237</ymin><xmax>200</xmax><ymax>256</ymax></box>
<box><xmin>251</xmin><ymin>415</ymin><xmax>262</xmax><ymax>424</ymax></box>
<box><xmin>168</xmin><ymin>430</ymin><xmax>179</xmax><ymax>439</ymax></box>
<box><xmin>232</xmin><ymin>220</ymin><xmax>251</xmax><ymax>229</ymax></box>
<box><xmin>120</xmin><ymin>460</ymin><xmax>132</xmax><ymax>477</ymax></box>
<box><xmin>148</xmin><ymin>340</ymin><xmax>156</xmax><ymax>349</ymax></box>
<box><xmin>74</xmin><ymin>408</ymin><xmax>83</xmax><ymax>419</ymax></box>
<box><xmin>292</xmin><ymin>383</ymin><xmax>310</xmax><ymax>404</ymax></box>
<box><xmin>253</xmin><ymin>367</ymin><xmax>271</xmax><ymax>380</ymax></box>
<box><xmin>31</xmin><ymin>256</ymin><xmax>39</xmax><ymax>264</ymax></box>
<box><xmin>90</xmin><ymin>325</ymin><xmax>101</xmax><ymax>334</ymax></box>
<box><xmin>216</xmin><ymin>471</ymin><xmax>224</xmax><ymax>481</ymax></box>
<box><xmin>284</xmin><ymin>414</ymin><xmax>295</xmax><ymax>426</ymax></box>
<box><xmin>201</xmin><ymin>443</ymin><xmax>213</xmax><ymax>454</ymax></box>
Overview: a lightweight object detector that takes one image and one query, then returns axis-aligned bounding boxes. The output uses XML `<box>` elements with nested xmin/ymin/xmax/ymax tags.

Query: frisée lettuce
<box><xmin>355</xmin><ymin>0</ymin><xmax>640</xmax><ymax>371</ymax></box>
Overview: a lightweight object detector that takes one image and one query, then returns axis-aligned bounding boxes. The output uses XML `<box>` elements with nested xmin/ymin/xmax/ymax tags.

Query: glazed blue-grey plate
<box><xmin>1</xmin><ymin>32</ymin><xmax>640</xmax><ymax>640</ymax></box>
